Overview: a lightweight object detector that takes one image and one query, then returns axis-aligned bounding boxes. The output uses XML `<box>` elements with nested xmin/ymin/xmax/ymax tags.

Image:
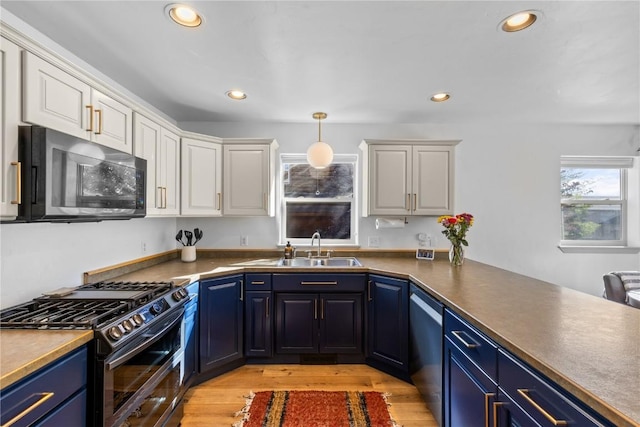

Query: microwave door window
<box><xmin>78</xmin><ymin>160</ymin><xmax>138</xmax><ymax>209</ymax></box>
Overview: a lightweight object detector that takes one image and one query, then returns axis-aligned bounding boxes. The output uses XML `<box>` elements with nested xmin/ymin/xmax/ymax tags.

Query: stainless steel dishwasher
<box><xmin>409</xmin><ymin>283</ymin><xmax>444</xmax><ymax>427</ymax></box>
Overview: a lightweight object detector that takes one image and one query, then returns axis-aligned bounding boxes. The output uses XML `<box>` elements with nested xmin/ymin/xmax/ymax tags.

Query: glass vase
<box><xmin>449</xmin><ymin>244</ymin><xmax>464</xmax><ymax>266</ymax></box>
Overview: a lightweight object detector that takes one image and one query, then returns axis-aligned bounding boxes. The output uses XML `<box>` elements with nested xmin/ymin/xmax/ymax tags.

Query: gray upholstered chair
<box><xmin>603</xmin><ymin>271</ymin><xmax>640</xmax><ymax>305</ymax></box>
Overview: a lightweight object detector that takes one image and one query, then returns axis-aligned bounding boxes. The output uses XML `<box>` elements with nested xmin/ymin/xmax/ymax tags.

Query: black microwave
<box><xmin>17</xmin><ymin>125</ymin><xmax>146</xmax><ymax>222</ymax></box>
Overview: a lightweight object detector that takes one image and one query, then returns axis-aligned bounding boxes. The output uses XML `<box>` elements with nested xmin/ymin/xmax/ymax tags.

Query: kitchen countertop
<box><xmin>3</xmin><ymin>252</ymin><xmax>639</xmax><ymax>426</ymax></box>
<box><xmin>0</xmin><ymin>329</ymin><xmax>93</xmax><ymax>389</ymax></box>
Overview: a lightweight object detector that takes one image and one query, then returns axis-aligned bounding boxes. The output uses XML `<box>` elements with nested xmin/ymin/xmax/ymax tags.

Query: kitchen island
<box><xmin>2</xmin><ymin>251</ymin><xmax>638</xmax><ymax>426</ymax></box>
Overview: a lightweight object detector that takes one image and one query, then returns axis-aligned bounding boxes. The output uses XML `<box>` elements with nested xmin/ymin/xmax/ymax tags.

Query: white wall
<box><xmin>0</xmin><ymin>217</ymin><xmax>176</xmax><ymax>308</ymax></box>
<box><xmin>178</xmin><ymin>121</ymin><xmax>640</xmax><ymax>297</ymax></box>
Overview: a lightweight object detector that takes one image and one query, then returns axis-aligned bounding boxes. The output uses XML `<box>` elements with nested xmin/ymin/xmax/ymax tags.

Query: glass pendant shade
<box><xmin>307</xmin><ymin>140</ymin><xmax>334</xmax><ymax>169</ymax></box>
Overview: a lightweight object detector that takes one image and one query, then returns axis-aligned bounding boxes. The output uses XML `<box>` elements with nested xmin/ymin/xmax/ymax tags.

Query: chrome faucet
<box><xmin>310</xmin><ymin>231</ymin><xmax>321</xmax><ymax>257</ymax></box>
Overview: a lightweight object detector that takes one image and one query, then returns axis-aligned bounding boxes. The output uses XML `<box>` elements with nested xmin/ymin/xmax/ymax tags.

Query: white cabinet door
<box><xmin>23</xmin><ymin>52</ymin><xmax>132</xmax><ymax>153</ymax></box>
<box><xmin>159</xmin><ymin>128</ymin><xmax>180</xmax><ymax>215</ymax></box>
<box><xmin>412</xmin><ymin>145</ymin><xmax>453</xmax><ymax>215</ymax></box>
<box><xmin>223</xmin><ymin>144</ymin><xmax>270</xmax><ymax>216</ymax></box>
<box><xmin>23</xmin><ymin>51</ymin><xmax>91</xmax><ymax>140</ymax></box>
<box><xmin>363</xmin><ymin>140</ymin><xmax>458</xmax><ymax>217</ymax></box>
<box><xmin>368</xmin><ymin>145</ymin><xmax>412</xmax><ymax>215</ymax></box>
<box><xmin>133</xmin><ymin>113</ymin><xmax>161</xmax><ymax>214</ymax></box>
<box><xmin>1</xmin><ymin>37</ymin><xmax>21</xmax><ymax>220</ymax></box>
<box><xmin>181</xmin><ymin>138</ymin><xmax>222</xmax><ymax>216</ymax></box>
<box><xmin>91</xmin><ymin>89</ymin><xmax>133</xmax><ymax>154</ymax></box>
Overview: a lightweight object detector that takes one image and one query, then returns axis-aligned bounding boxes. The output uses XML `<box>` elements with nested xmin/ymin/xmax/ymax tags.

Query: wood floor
<box><xmin>181</xmin><ymin>364</ymin><xmax>438</xmax><ymax>427</ymax></box>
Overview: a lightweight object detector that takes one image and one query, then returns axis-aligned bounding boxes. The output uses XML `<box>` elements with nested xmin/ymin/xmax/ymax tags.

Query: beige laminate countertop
<box><xmin>0</xmin><ymin>329</ymin><xmax>93</xmax><ymax>389</ymax></box>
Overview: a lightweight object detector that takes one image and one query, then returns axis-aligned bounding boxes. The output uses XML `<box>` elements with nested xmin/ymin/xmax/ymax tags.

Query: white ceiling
<box><xmin>2</xmin><ymin>1</ymin><xmax>639</xmax><ymax>125</ymax></box>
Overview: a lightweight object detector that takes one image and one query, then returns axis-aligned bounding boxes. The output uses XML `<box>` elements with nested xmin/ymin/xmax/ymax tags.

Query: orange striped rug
<box><xmin>233</xmin><ymin>390</ymin><xmax>399</xmax><ymax>427</ymax></box>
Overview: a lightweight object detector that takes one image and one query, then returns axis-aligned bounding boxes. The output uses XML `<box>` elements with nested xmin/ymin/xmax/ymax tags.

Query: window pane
<box><xmin>284</xmin><ymin>164</ymin><xmax>353</xmax><ymax>198</ymax></box>
<box><xmin>286</xmin><ymin>202</ymin><xmax>351</xmax><ymax>239</ymax></box>
<box><xmin>561</xmin><ymin>168</ymin><xmax>621</xmax><ymax>200</ymax></box>
<box><xmin>561</xmin><ymin>204</ymin><xmax>622</xmax><ymax>240</ymax></box>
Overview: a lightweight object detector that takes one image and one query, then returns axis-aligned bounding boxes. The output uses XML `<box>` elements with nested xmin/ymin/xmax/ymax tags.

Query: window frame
<box><xmin>278</xmin><ymin>153</ymin><xmax>359</xmax><ymax>247</ymax></box>
<box><xmin>559</xmin><ymin>156</ymin><xmax>633</xmax><ymax>247</ymax></box>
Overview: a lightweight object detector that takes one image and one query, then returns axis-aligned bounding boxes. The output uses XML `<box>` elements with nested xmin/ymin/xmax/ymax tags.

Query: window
<box><xmin>560</xmin><ymin>156</ymin><xmax>634</xmax><ymax>247</ymax></box>
<box><xmin>280</xmin><ymin>154</ymin><xmax>358</xmax><ymax>246</ymax></box>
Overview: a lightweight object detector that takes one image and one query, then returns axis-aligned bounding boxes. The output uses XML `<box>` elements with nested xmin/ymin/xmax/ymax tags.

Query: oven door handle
<box><xmin>105</xmin><ymin>307</ymin><xmax>185</xmax><ymax>370</ymax></box>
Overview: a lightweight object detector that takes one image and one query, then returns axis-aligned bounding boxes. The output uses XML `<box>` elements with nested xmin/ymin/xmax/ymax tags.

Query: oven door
<box><xmin>102</xmin><ymin>308</ymin><xmax>184</xmax><ymax>427</ymax></box>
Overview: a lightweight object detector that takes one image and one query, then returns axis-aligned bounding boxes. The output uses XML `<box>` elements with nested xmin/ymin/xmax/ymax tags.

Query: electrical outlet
<box><xmin>368</xmin><ymin>236</ymin><xmax>380</xmax><ymax>247</ymax></box>
<box><xmin>241</xmin><ymin>235</ymin><xmax>249</xmax><ymax>246</ymax></box>
<box><xmin>141</xmin><ymin>241</ymin><xmax>147</xmax><ymax>252</ymax></box>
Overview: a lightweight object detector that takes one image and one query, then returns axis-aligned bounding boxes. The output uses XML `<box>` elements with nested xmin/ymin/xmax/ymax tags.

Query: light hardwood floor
<box><xmin>181</xmin><ymin>364</ymin><xmax>438</xmax><ymax>427</ymax></box>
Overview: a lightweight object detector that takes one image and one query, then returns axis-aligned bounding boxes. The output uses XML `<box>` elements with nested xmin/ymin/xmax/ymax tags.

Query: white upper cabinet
<box><xmin>1</xmin><ymin>37</ymin><xmax>22</xmax><ymax>220</ymax></box>
<box><xmin>133</xmin><ymin>113</ymin><xmax>180</xmax><ymax>216</ymax></box>
<box><xmin>223</xmin><ymin>140</ymin><xmax>278</xmax><ymax>216</ymax></box>
<box><xmin>361</xmin><ymin>139</ymin><xmax>460</xmax><ymax>216</ymax></box>
<box><xmin>22</xmin><ymin>51</ymin><xmax>132</xmax><ymax>153</ymax></box>
<box><xmin>181</xmin><ymin>137</ymin><xmax>222</xmax><ymax>216</ymax></box>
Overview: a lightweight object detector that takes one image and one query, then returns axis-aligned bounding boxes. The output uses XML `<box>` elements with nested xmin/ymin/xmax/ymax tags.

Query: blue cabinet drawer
<box><xmin>444</xmin><ymin>309</ymin><xmax>497</xmax><ymax>381</ymax></box>
<box><xmin>246</xmin><ymin>273</ymin><xmax>272</xmax><ymax>290</ymax></box>
<box><xmin>0</xmin><ymin>346</ymin><xmax>87</xmax><ymax>427</ymax></box>
<box><xmin>498</xmin><ymin>350</ymin><xmax>613</xmax><ymax>426</ymax></box>
<box><xmin>273</xmin><ymin>274</ymin><xmax>366</xmax><ymax>292</ymax></box>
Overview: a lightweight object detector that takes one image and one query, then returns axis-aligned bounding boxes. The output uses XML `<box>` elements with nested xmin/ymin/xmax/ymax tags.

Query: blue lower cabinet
<box><xmin>444</xmin><ymin>337</ymin><xmax>497</xmax><ymax>427</ymax></box>
<box><xmin>0</xmin><ymin>346</ymin><xmax>88</xmax><ymax>427</ymax></box>
<box><xmin>183</xmin><ymin>281</ymin><xmax>199</xmax><ymax>384</ymax></box>
<box><xmin>366</xmin><ymin>274</ymin><xmax>409</xmax><ymax>375</ymax></box>
<box><xmin>199</xmin><ymin>275</ymin><xmax>244</xmax><ymax>375</ymax></box>
<box><xmin>245</xmin><ymin>290</ymin><xmax>273</xmax><ymax>357</ymax></box>
<box><xmin>275</xmin><ymin>292</ymin><xmax>362</xmax><ymax>354</ymax></box>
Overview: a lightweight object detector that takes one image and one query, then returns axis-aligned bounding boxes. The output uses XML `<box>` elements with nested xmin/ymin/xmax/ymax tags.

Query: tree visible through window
<box><xmin>280</xmin><ymin>154</ymin><xmax>357</xmax><ymax>245</ymax></box>
<box><xmin>560</xmin><ymin>157</ymin><xmax>630</xmax><ymax>245</ymax></box>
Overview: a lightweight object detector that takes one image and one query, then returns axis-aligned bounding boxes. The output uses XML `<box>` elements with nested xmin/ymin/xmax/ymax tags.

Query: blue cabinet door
<box><xmin>444</xmin><ymin>337</ymin><xmax>497</xmax><ymax>427</ymax></box>
<box><xmin>319</xmin><ymin>293</ymin><xmax>363</xmax><ymax>354</ymax></box>
<box><xmin>183</xmin><ymin>282</ymin><xmax>198</xmax><ymax>384</ymax></box>
<box><xmin>366</xmin><ymin>274</ymin><xmax>409</xmax><ymax>374</ymax></box>
<box><xmin>245</xmin><ymin>290</ymin><xmax>273</xmax><ymax>357</ymax></box>
<box><xmin>275</xmin><ymin>293</ymin><xmax>318</xmax><ymax>353</ymax></box>
<box><xmin>199</xmin><ymin>275</ymin><xmax>243</xmax><ymax>374</ymax></box>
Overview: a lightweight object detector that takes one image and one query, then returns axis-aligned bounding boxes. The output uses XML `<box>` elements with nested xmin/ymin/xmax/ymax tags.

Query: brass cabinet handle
<box><xmin>517</xmin><ymin>389</ymin><xmax>568</xmax><ymax>426</ymax></box>
<box><xmin>320</xmin><ymin>298</ymin><xmax>324</xmax><ymax>320</ymax></box>
<box><xmin>85</xmin><ymin>105</ymin><xmax>94</xmax><ymax>131</ymax></box>
<box><xmin>492</xmin><ymin>401</ymin><xmax>504</xmax><ymax>427</ymax></box>
<box><xmin>265</xmin><ymin>296</ymin><xmax>269</xmax><ymax>318</ymax></box>
<box><xmin>10</xmin><ymin>161</ymin><xmax>21</xmax><ymax>205</ymax></box>
<box><xmin>251</xmin><ymin>281</ymin><xmax>265</xmax><ymax>285</ymax></box>
<box><xmin>217</xmin><ymin>192</ymin><xmax>221</xmax><ymax>210</ymax></box>
<box><xmin>314</xmin><ymin>298</ymin><xmax>318</xmax><ymax>319</ymax></box>
<box><xmin>367</xmin><ymin>280</ymin><xmax>372</xmax><ymax>301</ymax></box>
<box><xmin>413</xmin><ymin>193</ymin><xmax>417</xmax><ymax>211</ymax></box>
<box><xmin>2</xmin><ymin>392</ymin><xmax>54</xmax><ymax>427</ymax></box>
<box><xmin>485</xmin><ymin>393</ymin><xmax>495</xmax><ymax>427</ymax></box>
<box><xmin>300</xmin><ymin>281</ymin><xmax>338</xmax><ymax>286</ymax></box>
<box><xmin>94</xmin><ymin>109</ymin><xmax>103</xmax><ymax>134</ymax></box>
<box><xmin>406</xmin><ymin>193</ymin><xmax>410</xmax><ymax>211</ymax></box>
<box><xmin>451</xmin><ymin>330</ymin><xmax>479</xmax><ymax>349</ymax></box>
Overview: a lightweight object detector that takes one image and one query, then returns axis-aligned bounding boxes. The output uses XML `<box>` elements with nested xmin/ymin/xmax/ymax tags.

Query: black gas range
<box><xmin>0</xmin><ymin>280</ymin><xmax>190</xmax><ymax>427</ymax></box>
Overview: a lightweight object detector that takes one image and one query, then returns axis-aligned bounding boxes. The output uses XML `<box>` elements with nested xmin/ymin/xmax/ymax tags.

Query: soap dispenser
<box><xmin>284</xmin><ymin>241</ymin><xmax>294</xmax><ymax>259</ymax></box>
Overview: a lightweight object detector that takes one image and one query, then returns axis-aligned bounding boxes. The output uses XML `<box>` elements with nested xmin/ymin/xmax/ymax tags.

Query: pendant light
<box><xmin>306</xmin><ymin>112</ymin><xmax>333</xmax><ymax>169</ymax></box>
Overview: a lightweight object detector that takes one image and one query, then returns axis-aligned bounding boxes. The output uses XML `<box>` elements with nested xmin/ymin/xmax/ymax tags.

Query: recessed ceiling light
<box><xmin>500</xmin><ymin>11</ymin><xmax>538</xmax><ymax>32</ymax></box>
<box><xmin>226</xmin><ymin>90</ymin><xmax>247</xmax><ymax>100</ymax></box>
<box><xmin>166</xmin><ymin>4</ymin><xmax>203</xmax><ymax>27</ymax></box>
<box><xmin>430</xmin><ymin>92</ymin><xmax>450</xmax><ymax>102</ymax></box>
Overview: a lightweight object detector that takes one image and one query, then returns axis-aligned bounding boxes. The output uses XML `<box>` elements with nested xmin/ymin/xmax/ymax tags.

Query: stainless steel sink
<box><xmin>277</xmin><ymin>257</ymin><xmax>362</xmax><ymax>267</ymax></box>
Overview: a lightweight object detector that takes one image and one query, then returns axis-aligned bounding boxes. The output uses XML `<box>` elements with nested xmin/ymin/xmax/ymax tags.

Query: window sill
<box><xmin>557</xmin><ymin>245</ymin><xmax>640</xmax><ymax>254</ymax></box>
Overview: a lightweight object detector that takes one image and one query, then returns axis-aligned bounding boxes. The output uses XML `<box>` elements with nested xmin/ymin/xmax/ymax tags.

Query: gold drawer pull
<box><xmin>85</xmin><ymin>105</ymin><xmax>93</xmax><ymax>131</ymax></box>
<box><xmin>94</xmin><ymin>109</ymin><xmax>103</xmax><ymax>134</ymax></box>
<box><xmin>300</xmin><ymin>281</ymin><xmax>338</xmax><ymax>286</ymax></box>
<box><xmin>2</xmin><ymin>392</ymin><xmax>54</xmax><ymax>427</ymax></box>
<box><xmin>451</xmin><ymin>330</ymin><xmax>479</xmax><ymax>349</ymax></box>
<box><xmin>517</xmin><ymin>389</ymin><xmax>568</xmax><ymax>426</ymax></box>
<box><xmin>10</xmin><ymin>161</ymin><xmax>21</xmax><ymax>205</ymax></box>
<box><xmin>251</xmin><ymin>281</ymin><xmax>265</xmax><ymax>285</ymax></box>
